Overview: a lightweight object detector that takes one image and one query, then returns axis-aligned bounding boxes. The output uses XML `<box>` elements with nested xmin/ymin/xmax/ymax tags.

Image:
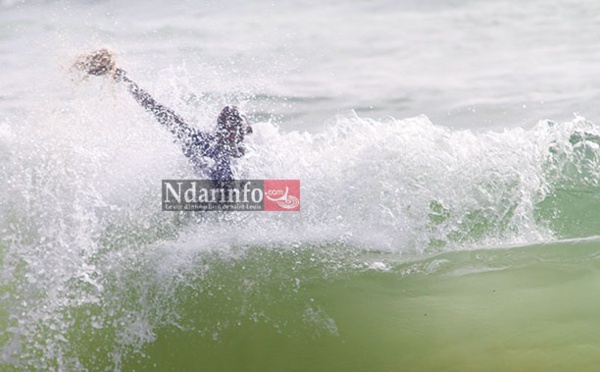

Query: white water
<box><xmin>3</xmin><ymin>0</ymin><xmax>600</xmax><ymax>369</ymax></box>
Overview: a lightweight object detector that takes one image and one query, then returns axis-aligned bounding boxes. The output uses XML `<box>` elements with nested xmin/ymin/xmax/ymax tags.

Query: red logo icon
<box><xmin>264</xmin><ymin>180</ymin><xmax>300</xmax><ymax>211</ymax></box>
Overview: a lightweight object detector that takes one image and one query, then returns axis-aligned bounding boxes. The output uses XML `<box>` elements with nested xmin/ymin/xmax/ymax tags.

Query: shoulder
<box><xmin>186</xmin><ymin>129</ymin><xmax>216</xmax><ymax>155</ymax></box>
<box><xmin>190</xmin><ymin>130</ymin><xmax>214</xmax><ymax>147</ymax></box>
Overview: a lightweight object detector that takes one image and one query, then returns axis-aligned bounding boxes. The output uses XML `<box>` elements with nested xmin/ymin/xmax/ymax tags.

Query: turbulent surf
<box><xmin>3</xmin><ymin>0</ymin><xmax>600</xmax><ymax>370</ymax></box>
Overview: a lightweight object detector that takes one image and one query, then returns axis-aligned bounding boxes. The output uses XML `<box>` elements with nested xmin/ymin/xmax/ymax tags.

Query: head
<box><xmin>216</xmin><ymin>105</ymin><xmax>252</xmax><ymax>156</ymax></box>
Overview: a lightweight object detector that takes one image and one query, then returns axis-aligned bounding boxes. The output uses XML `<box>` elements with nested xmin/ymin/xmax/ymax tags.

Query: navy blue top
<box><xmin>121</xmin><ymin>72</ymin><xmax>234</xmax><ymax>181</ymax></box>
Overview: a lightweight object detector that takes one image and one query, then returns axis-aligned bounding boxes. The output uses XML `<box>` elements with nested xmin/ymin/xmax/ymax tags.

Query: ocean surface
<box><xmin>2</xmin><ymin>0</ymin><xmax>600</xmax><ymax>370</ymax></box>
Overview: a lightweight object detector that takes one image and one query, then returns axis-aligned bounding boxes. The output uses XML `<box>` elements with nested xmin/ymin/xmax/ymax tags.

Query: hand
<box><xmin>74</xmin><ymin>49</ymin><xmax>116</xmax><ymax>77</ymax></box>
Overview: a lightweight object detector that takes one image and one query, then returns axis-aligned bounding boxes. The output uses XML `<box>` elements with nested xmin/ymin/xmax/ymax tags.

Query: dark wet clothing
<box><xmin>120</xmin><ymin>72</ymin><xmax>234</xmax><ymax>181</ymax></box>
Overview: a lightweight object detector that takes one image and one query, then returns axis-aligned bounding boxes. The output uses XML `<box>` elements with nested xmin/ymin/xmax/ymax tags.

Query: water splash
<box><xmin>2</xmin><ymin>74</ymin><xmax>600</xmax><ymax>368</ymax></box>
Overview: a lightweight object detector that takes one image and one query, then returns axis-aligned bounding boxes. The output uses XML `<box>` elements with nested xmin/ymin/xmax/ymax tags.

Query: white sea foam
<box><xmin>4</xmin><ymin>66</ymin><xmax>600</xmax><ymax>365</ymax></box>
<box><xmin>3</xmin><ymin>0</ymin><xmax>600</xmax><ymax>368</ymax></box>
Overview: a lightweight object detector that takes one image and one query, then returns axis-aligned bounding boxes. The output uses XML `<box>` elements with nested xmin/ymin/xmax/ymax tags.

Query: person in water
<box><xmin>77</xmin><ymin>49</ymin><xmax>253</xmax><ymax>181</ymax></box>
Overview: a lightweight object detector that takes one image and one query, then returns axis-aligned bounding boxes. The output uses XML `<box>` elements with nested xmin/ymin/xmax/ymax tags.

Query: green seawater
<box><xmin>4</xmin><ymin>240</ymin><xmax>597</xmax><ymax>371</ymax></box>
<box><xmin>127</xmin><ymin>241</ymin><xmax>600</xmax><ymax>372</ymax></box>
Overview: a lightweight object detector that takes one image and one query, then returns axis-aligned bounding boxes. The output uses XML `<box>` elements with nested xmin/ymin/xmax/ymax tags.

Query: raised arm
<box><xmin>113</xmin><ymin>68</ymin><xmax>194</xmax><ymax>143</ymax></box>
<box><xmin>74</xmin><ymin>49</ymin><xmax>198</xmax><ymax>143</ymax></box>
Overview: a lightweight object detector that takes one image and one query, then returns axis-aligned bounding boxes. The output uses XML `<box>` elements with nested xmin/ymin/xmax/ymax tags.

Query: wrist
<box><xmin>113</xmin><ymin>68</ymin><xmax>127</xmax><ymax>82</ymax></box>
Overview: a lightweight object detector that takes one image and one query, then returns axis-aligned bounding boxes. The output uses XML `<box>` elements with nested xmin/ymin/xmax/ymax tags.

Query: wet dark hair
<box><xmin>217</xmin><ymin>105</ymin><xmax>244</xmax><ymax>130</ymax></box>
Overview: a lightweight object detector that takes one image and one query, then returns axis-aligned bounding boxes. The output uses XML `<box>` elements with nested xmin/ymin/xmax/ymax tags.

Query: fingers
<box><xmin>74</xmin><ymin>49</ymin><xmax>116</xmax><ymax>77</ymax></box>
